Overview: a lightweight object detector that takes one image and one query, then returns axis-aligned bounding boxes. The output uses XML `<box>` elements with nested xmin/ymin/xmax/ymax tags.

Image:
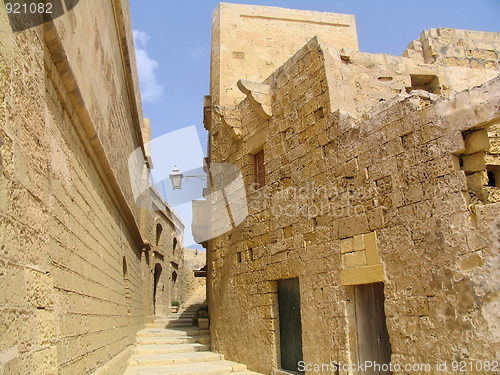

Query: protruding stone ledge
<box><xmin>237</xmin><ymin>79</ymin><xmax>272</xmax><ymax>120</ymax></box>
<box><xmin>213</xmin><ymin>105</ymin><xmax>242</xmax><ymax>140</ymax></box>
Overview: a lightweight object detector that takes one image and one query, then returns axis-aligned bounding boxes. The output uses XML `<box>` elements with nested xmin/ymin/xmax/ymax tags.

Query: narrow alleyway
<box><xmin>124</xmin><ymin>286</ymin><xmax>262</xmax><ymax>375</ymax></box>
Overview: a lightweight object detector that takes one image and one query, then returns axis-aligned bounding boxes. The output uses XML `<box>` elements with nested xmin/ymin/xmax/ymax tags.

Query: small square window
<box><xmin>406</xmin><ymin>74</ymin><xmax>441</xmax><ymax>94</ymax></box>
<box><xmin>254</xmin><ymin>150</ymin><xmax>265</xmax><ymax>189</ymax></box>
<box><xmin>487</xmin><ymin>166</ymin><xmax>499</xmax><ymax>188</ymax></box>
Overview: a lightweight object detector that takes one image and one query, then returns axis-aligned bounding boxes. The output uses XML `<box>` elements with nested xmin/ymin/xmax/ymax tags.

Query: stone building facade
<box><xmin>202</xmin><ymin>3</ymin><xmax>500</xmax><ymax>374</ymax></box>
<box><xmin>0</xmin><ymin>1</ymin><xmax>189</xmax><ymax>374</ymax></box>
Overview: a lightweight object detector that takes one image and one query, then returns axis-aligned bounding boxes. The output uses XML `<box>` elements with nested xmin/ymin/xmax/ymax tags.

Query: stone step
<box><xmin>165</xmin><ymin>323</ymin><xmax>196</xmax><ymax>328</ymax></box>
<box><xmin>153</xmin><ymin>317</ymin><xmax>195</xmax><ymax>323</ymax></box>
<box><xmin>137</xmin><ymin>328</ymin><xmax>209</xmax><ymax>338</ymax></box>
<box><xmin>153</xmin><ymin>315</ymin><xmax>191</xmax><ymax>323</ymax></box>
<box><xmin>145</xmin><ymin>323</ymin><xmax>186</xmax><ymax>328</ymax></box>
<box><xmin>123</xmin><ymin>360</ymin><xmax>247</xmax><ymax>375</ymax></box>
<box><xmin>134</xmin><ymin>343</ymin><xmax>211</xmax><ymax>355</ymax></box>
<box><xmin>122</xmin><ymin>287</ymin><xmax>258</xmax><ymax>375</ymax></box>
<box><xmin>146</xmin><ymin>323</ymin><xmax>195</xmax><ymax>330</ymax></box>
<box><xmin>165</xmin><ymin>324</ymin><xmax>195</xmax><ymax>329</ymax></box>
<box><xmin>148</xmin><ymin>320</ymin><xmax>189</xmax><ymax>324</ymax></box>
<box><xmin>128</xmin><ymin>351</ymin><xmax>224</xmax><ymax>366</ymax></box>
<box><xmin>137</xmin><ymin>335</ymin><xmax>211</xmax><ymax>345</ymax></box>
<box><xmin>145</xmin><ymin>325</ymin><xmax>195</xmax><ymax>330</ymax></box>
<box><xmin>148</xmin><ymin>320</ymin><xmax>195</xmax><ymax>327</ymax></box>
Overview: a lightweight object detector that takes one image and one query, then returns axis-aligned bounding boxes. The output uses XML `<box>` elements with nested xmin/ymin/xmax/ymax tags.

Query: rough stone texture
<box><xmin>140</xmin><ymin>187</ymin><xmax>188</xmax><ymax>317</ymax></box>
<box><xmin>211</xmin><ymin>3</ymin><xmax>358</xmax><ymax>108</ymax></box>
<box><xmin>0</xmin><ymin>2</ymin><xmax>188</xmax><ymax>374</ymax></box>
<box><xmin>204</xmin><ymin>4</ymin><xmax>500</xmax><ymax>375</ymax></box>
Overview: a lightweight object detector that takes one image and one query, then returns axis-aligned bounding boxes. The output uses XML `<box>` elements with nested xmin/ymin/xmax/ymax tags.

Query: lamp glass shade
<box><xmin>169</xmin><ymin>166</ymin><xmax>183</xmax><ymax>190</ymax></box>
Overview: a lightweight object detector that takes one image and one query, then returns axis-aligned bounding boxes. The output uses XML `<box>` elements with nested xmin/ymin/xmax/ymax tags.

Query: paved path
<box><xmin>123</xmin><ymin>287</ymin><xmax>262</xmax><ymax>375</ymax></box>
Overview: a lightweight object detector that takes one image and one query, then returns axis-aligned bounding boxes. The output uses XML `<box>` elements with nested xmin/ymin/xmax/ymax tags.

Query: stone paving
<box><xmin>123</xmin><ymin>288</ymin><xmax>262</xmax><ymax>375</ymax></box>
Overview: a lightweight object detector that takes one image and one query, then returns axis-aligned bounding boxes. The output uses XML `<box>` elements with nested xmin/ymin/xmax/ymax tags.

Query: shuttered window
<box><xmin>254</xmin><ymin>150</ymin><xmax>265</xmax><ymax>189</ymax></box>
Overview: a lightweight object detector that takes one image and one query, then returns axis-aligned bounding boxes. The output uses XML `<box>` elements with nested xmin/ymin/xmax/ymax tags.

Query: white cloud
<box><xmin>133</xmin><ymin>30</ymin><xmax>164</xmax><ymax>103</ymax></box>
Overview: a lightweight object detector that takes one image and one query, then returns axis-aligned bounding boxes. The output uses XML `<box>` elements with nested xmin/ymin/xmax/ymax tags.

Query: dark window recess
<box><xmin>488</xmin><ymin>170</ymin><xmax>496</xmax><ymax>187</ymax></box>
<box><xmin>156</xmin><ymin>223</ymin><xmax>163</xmax><ymax>246</ymax></box>
<box><xmin>487</xmin><ymin>166</ymin><xmax>499</xmax><ymax>188</ymax></box>
<box><xmin>254</xmin><ymin>150</ymin><xmax>265</xmax><ymax>189</ymax></box>
<box><xmin>406</xmin><ymin>74</ymin><xmax>441</xmax><ymax>94</ymax></box>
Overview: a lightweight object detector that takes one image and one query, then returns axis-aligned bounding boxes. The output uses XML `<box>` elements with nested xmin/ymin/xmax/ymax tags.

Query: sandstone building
<box><xmin>200</xmin><ymin>3</ymin><xmax>500</xmax><ymax>374</ymax></box>
<box><xmin>0</xmin><ymin>1</ymin><xmax>191</xmax><ymax>374</ymax></box>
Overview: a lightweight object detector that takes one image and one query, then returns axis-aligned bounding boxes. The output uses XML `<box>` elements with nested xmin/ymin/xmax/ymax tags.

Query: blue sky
<box><xmin>128</xmin><ymin>0</ymin><xmax>500</xmax><ymax>248</ymax></box>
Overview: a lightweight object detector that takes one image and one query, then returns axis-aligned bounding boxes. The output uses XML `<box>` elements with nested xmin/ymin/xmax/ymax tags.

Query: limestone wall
<box><xmin>0</xmin><ymin>1</ymin><xmax>182</xmax><ymax>374</ymax></box>
<box><xmin>137</xmin><ymin>186</ymin><xmax>186</xmax><ymax>316</ymax></box>
<box><xmin>319</xmin><ymin>39</ymin><xmax>499</xmax><ymax>118</ymax></box>
<box><xmin>404</xmin><ymin>27</ymin><xmax>500</xmax><ymax>68</ymax></box>
<box><xmin>206</xmin><ymin>8</ymin><xmax>500</xmax><ymax>373</ymax></box>
<box><xmin>211</xmin><ymin>2</ymin><xmax>358</xmax><ymax>108</ymax></box>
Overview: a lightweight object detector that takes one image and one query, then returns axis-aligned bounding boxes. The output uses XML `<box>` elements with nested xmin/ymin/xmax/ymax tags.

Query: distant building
<box><xmin>199</xmin><ymin>3</ymin><xmax>500</xmax><ymax>374</ymax></box>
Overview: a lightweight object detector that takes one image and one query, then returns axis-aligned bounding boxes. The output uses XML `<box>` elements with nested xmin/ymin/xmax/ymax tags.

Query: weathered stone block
<box><xmin>363</xmin><ymin>232</ymin><xmax>380</xmax><ymax>265</ymax></box>
<box><xmin>340</xmin><ymin>237</ymin><xmax>353</xmax><ymax>254</ymax></box>
<box><xmin>461</xmin><ymin>253</ymin><xmax>483</xmax><ymax>270</ymax></box>
<box><xmin>462</xmin><ymin>152</ymin><xmax>486</xmax><ymax>173</ymax></box>
<box><xmin>366</xmin><ymin>207</ymin><xmax>384</xmax><ymax>230</ymax></box>
<box><xmin>340</xmin><ymin>264</ymin><xmax>385</xmax><ymax>285</ymax></box>
<box><xmin>466</xmin><ymin>171</ymin><xmax>489</xmax><ymax>191</ymax></box>
<box><xmin>37</xmin><ymin>309</ymin><xmax>56</xmax><ymax>346</ymax></box>
<box><xmin>342</xmin><ymin>251</ymin><xmax>367</xmax><ymax>268</ymax></box>
<box><xmin>352</xmin><ymin>234</ymin><xmax>364</xmax><ymax>251</ymax></box>
<box><xmin>338</xmin><ymin>214</ymin><xmax>370</xmax><ymax>239</ymax></box>
<box><xmin>464</xmin><ymin>130</ymin><xmax>490</xmax><ymax>155</ymax></box>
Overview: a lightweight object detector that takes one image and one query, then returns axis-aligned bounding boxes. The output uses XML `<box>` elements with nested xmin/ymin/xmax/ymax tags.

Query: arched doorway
<box><xmin>171</xmin><ymin>270</ymin><xmax>178</xmax><ymax>302</ymax></box>
<box><xmin>153</xmin><ymin>263</ymin><xmax>162</xmax><ymax>315</ymax></box>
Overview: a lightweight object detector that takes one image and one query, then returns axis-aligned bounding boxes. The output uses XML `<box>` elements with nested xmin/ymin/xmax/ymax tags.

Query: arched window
<box><xmin>156</xmin><ymin>223</ymin><xmax>163</xmax><ymax>246</ymax></box>
<box><xmin>173</xmin><ymin>237</ymin><xmax>178</xmax><ymax>254</ymax></box>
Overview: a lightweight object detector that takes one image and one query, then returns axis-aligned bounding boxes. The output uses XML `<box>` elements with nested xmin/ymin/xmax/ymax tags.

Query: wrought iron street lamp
<box><xmin>169</xmin><ymin>166</ymin><xmax>207</xmax><ymax>190</ymax></box>
<box><xmin>169</xmin><ymin>166</ymin><xmax>184</xmax><ymax>190</ymax></box>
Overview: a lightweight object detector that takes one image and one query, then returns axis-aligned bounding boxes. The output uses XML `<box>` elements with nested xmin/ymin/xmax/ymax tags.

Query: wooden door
<box><xmin>355</xmin><ymin>283</ymin><xmax>392</xmax><ymax>375</ymax></box>
<box><xmin>278</xmin><ymin>278</ymin><xmax>304</xmax><ymax>373</ymax></box>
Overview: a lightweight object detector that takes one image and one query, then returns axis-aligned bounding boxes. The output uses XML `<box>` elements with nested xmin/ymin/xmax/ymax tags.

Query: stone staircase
<box><xmin>124</xmin><ymin>287</ymin><xmax>261</xmax><ymax>375</ymax></box>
